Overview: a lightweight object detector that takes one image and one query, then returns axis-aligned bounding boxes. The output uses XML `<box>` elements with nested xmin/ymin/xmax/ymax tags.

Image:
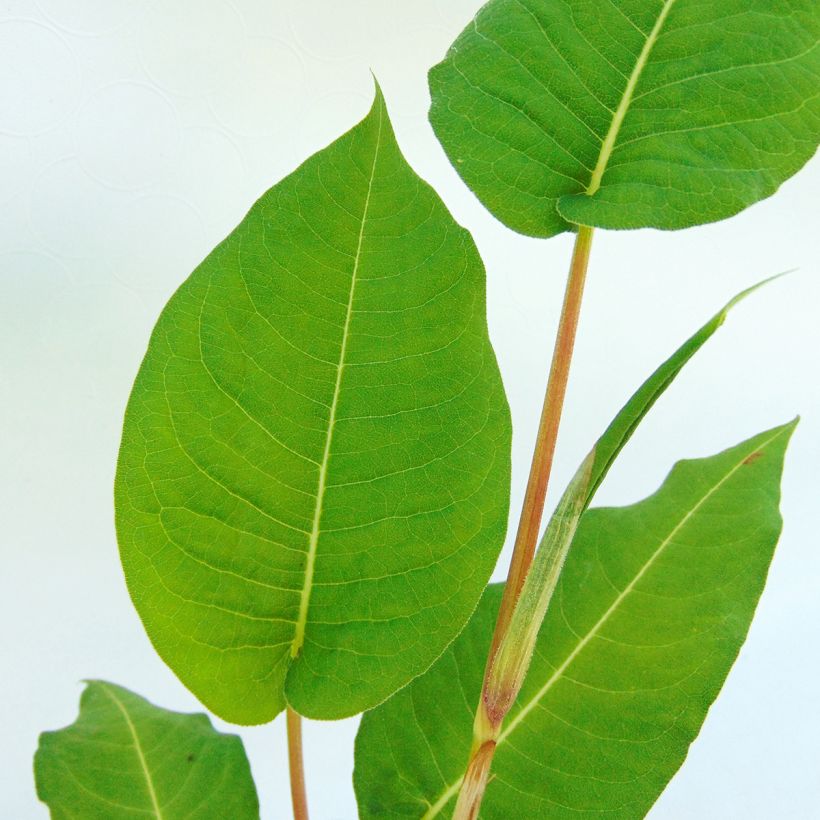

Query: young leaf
<box><xmin>575</xmin><ymin>276</ymin><xmax>780</xmax><ymax>511</ymax></box>
<box><xmin>429</xmin><ymin>0</ymin><xmax>820</xmax><ymax>237</ymax></box>
<box><xmin>354</xmin><ymin>421</ymin><xmax>796</xmax><ymax>818</ymax></box>
<box><xmin>34</xmin><ymin>681</ymin><xmax>258</xmax><ymax>819</ymax></box>
<box><xmin>482</xmin><ymin>278</ymin><xmax>778</xmax><ymax>729</ymax></box>
<box><xmin>114</xmin><ymin>87</ymin><xmax>511</xmax><ymax>724</ymax></box>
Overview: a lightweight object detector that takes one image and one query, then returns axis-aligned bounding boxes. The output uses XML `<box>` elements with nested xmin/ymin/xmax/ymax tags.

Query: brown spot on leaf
<box><xmin>743</xmin><ymin>451</ymin><xmax>763</xmax><ymax>465</ymax></box>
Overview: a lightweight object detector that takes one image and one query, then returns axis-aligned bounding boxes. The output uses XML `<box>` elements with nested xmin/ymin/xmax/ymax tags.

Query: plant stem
<box><xmin>489</xmin><ymin>224</ymin><xmax>594</xmax><ymax>664</ymax></box>
<box><xmin>453</xmin><ymin>224</ymin><xmax>595</xmax><ymax>820</ymax></box>
<box><xmin>286</xmin><ymin>707</ymin><xmax>309</xmax><ymax>820</ymax></box>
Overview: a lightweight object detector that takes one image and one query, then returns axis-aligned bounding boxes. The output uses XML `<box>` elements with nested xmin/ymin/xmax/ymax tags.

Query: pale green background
<box><xmin>1</xmin><ymin>1</ymin><xmax>818</xmax><ymax>818</ymax></box>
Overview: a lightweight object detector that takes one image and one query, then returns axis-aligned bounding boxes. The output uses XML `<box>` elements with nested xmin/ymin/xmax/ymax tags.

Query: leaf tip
<box><xmin>367</xmin><ymin>70</ymin><xmax>386</xmax><ymax>107</ymax></box>
<box><xmin>760</xmin><ymin>416</ymin><xmax>800</xmax><ymax>454</ymax></box>
<box><xmin>722</xmin><ymin>269</ymin><xmax>795</xmax><ymax>317</ymax></box>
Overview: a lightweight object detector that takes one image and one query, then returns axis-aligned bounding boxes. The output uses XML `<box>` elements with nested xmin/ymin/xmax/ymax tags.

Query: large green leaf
<box><xmin>429</xmin><ymin>0</ymin><xmax>820</xmax><ymax>237</ymax></box>
<box><xmin>114</xmin><ymin>87</ymin><xmax>511</xmax><ymax>724</ymax></box>
<box><xmin>354</xmin><ymin>421</ymin><xmax>795</xmax><ymax>818</ymax></box>
<box><xmin>34</xmin><ymin>681</ymin><xmax>258</xmax><ymax>819</ymax></box>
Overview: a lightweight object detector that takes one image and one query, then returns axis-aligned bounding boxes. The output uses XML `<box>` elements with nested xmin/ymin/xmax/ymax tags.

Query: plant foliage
<box><xmin>430</xmin><ymin>0</ymin><xmax>820</xmax><ymax>236</ymax></box>
<box><xmin>114</xmin><ymin>88</ymin><xmax>511</xmax><ymax>724</ymax></box>
<box><xmin>34</xmin><ymin>682</ymin><xmax>259</xmax><ymax>819</ymax></box>
<box><xmin>355</xmin><ymin>421</ymin><xmax>795</xmax><ymax>818</ymax></box>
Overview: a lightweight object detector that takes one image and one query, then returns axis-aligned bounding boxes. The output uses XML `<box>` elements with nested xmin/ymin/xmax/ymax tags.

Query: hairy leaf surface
<box><xmin>34</xmin><ymin>681</ymin><xmax>258</xmax><ymax>819</ymax></box>
<box><xmin>429</xmin><ymin>0</ymin><xmax>820</xmax><ymax>236</ymax></box>
<box><xmin>115</xmin><ymin>88</ymin><xmax>511</xmax><ymax>724</ymax></box>
<box><xmin>355</xmin><ymin>422</ymin><xmax>795</xmax><ymax>818</ymax></box>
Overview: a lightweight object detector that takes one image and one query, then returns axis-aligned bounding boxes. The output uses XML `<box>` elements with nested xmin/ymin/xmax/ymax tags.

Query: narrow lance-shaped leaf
<box><xmin>568</xmin><ymin>276</ymin><xmax>779</xmax><ymax>513</ymax></box>
<box><xmin>488</xmin><ymin>275</ymin><xmax>783</xmax><ymax>721</ymax></box>
<box><xmin>115</xmin><ymin>86</ymin><xmax>511</xmax><ymax>724</ymax></box>
<box><xmin>34</xmin><ymin>681</ymin><xmax>259</xmax><ymax>819</ymax></box>
<box><xmin>429</xmin><ymin>0</ymin><xmax>820</xmax><ymax>237</ymax></box>
<box><xmin>355</xmin><ymin>420</ymin><xmax>796</xmax><ymax>818</ymax></box>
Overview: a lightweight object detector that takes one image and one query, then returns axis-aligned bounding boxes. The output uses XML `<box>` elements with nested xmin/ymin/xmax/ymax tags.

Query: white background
<box><xmin>2</xmin><ymin>1</ymin><xmax>818</xmax><ymax>818</ymax></box>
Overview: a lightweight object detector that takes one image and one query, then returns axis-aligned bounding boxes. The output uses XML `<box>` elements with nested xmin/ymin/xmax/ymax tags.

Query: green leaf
<box><xmin>482</xmin><ymin>279</ymin><xmax>779</xmax><ymax>724</ymax></box>
<box><xmin>354</xmin><ymin>421</ymin><xmax>795</xmax><ymax>818</ymax></box>
<box><xmin>34</xmin><ymin>681</ymin><xmax>258</xmax><ymax>819</ymax></box>
<box><xmin>578</xmin><ymin>276</ymin><xmax>781</xmax><ymax>510</ymax></box>
<box><xmin>477</xmin><ymin>280</ymin><xmax>776</xmax><ymax>731</ymax></box>
<box><xmin>429</xmin><ymin>0</ymin><xmax>820</xmax><ymax>237</ymax></box>
<box><xmin>114</xmin><ymin>86</ymin><xmax>511</xmax><ymax>724</ymax></box>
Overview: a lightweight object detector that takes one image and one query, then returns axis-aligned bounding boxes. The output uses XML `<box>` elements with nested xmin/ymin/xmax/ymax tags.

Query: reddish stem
<box><xmin>287</xmin><ymin>707</ymin><xmax>309</xmax><ymax>820</ymax></box>
<box><xmin>453</xmin><ymin>224</ymin><xmax>595</xmax><ymax>820</ymax></box>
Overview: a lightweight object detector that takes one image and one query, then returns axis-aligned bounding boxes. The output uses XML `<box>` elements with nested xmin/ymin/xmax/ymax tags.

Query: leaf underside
<box><xmin>115</xmin><ymin>88</ymin><xmax>511</xmax><ymax>724</ymax></box>
<box><xmin>354</xmin><ymin>421</ymin><xmax>795</xmax><ymax>818</ymax></box>
<box><xmin>34</xmin><ymin>681</ymin><xmax>259</xmax><ymax>820</ymax></box>
<box><xmin>429</xmin><ymin>0</ymin><xmax>820</xmax><ymax>237</ymax></box>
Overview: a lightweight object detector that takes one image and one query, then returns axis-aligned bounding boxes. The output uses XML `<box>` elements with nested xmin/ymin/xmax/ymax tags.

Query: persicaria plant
<box><xmin>35</xmin><ymin>1</ymin><xmax>819</xmax><ymax>818</ymax></box>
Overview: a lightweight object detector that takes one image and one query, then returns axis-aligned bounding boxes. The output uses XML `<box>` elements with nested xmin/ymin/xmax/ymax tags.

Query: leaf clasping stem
<box><xmin>287</xmin><ymin>707</ymin><xmax>309</xmax><ymax>820</ymax></box>
<box><xmin>452</xmin><ymin>224</ymin><xmax>595</xmax><ymax>820</ymax></box>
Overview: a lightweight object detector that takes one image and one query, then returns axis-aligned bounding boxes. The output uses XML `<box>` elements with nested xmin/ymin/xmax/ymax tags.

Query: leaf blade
<box><xmin>355</xmin><ymin>421</ymin><xmax>795</xmax><ymax>818</ymax></box>
<box><xmin>34</xmin><ymin>681</ymin><xmax>259</xmax><ymax>820</ymax></box>
<box><xmin>115</xmin><ymin>87</ymin><xmax>512</xmax><ymax>723</ymax></box>
<box><xmin>429</xmin><ymin>0</ymin><xmax>820</xmax><ymax>236</ymax></box>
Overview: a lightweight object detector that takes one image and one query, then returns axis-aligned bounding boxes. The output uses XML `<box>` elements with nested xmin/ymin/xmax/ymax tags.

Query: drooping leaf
<box><xmin>34</xmin><ymin>681</ymin><xmax>258</xmax><ymax>819</ymax></box>
<box><xmin>354</xmin><ymin>421</ymin><xmax>795</xmax><ymax>818</ymax></box>
<box><xmin>429</xmin><ymin>0</ymin><xmax>820</xmax><ymax>237</ymax></box>
<box><xmin>114</xmin><ymin>87</ymin><xmax>511</xmax><ymax>724</ymax></box>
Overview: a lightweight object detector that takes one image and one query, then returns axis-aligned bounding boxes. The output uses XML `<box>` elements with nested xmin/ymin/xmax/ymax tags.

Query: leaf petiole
<box><xmin>287</xmin><ymin>708</ymin><xmax>309</xmax><ymax>820</ymax></box>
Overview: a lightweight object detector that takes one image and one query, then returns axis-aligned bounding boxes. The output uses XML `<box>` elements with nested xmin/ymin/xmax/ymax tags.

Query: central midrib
<box><xmin>101</xmin><ymin>684</ymin><xmax>164</xmax><ymax>819</ymax></box>
<box><xmin>290</xmin><ymin>103</ymin><xmax>385</xmax><ymax>659</ymax></box>
<box><xmin>585</xmin><ymin>0</ymin><xmax>677</xmax><ymax>196</ymax></box>
<box><xmin>423</xmin><ymin>425</ymin><xmax>786</xmax><ymax>818</ymax></box>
